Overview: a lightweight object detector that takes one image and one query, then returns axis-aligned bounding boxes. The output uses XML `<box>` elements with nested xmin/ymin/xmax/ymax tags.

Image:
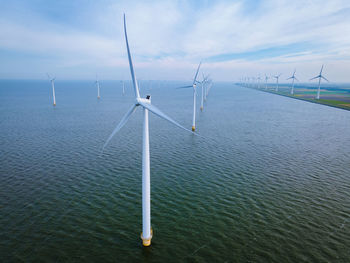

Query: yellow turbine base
<box><xmin>97</xmin><ymin>96</ymin><xmax>100</xmax><ymax>99</ymax></box>
<box><xmin>200</xmin><ymin>106</ymin><xmax>203</xmax><ymax>111</ymax></box>
<box><xmin>53</xmin><ymin>103</ymin><xmax>56</xmax><ymax>106</ymax></box>
<box><xmin>141</xmin><ymin>228</ymin><xmax>153</xmax><ymax>247</ymax></box>
<box><xmin>192</xmin><ymin>126</ymin><xmax>195</xmax><ymax>132</ymax></box>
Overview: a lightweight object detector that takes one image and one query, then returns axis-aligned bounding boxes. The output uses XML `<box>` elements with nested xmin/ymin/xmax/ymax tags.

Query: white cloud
<box><xmin>0</xmin><ymin>0</ymin><xmax>350</xmax><ymax>81</ymax></box>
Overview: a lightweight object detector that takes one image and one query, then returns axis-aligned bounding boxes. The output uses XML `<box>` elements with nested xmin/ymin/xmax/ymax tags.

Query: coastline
<box><xmin>241</xmin><ymin>85</ymin><xmax>350</xmax><ymax>112</ymax></box>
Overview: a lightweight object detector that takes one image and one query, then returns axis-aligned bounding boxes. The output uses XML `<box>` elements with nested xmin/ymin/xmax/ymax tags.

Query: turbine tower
<box><xmin>310</xmin><ymin>65</ymin><xmax>329</xmax><ymax>100</ymax></box>
<box><xmin>103</xmin><ymin>14</ymin><xmax>196</xmax><ymax>247</ymax></box>
<box><xmin>47</xmin><ymin>73</ymin><xmax>56</xmax><ymax>106</ymax></box>
<box><xmin>177</xmin><ymin>62</ymin><xmax>201</xmax><ymax>131</ymax></box>
<box><xmin>273</xmin><ymin>74</ymin><xmax>281</xmax><ymax>92</ymax></box>
<box><xmin>95</xmin><ymin>75</ymin><xmax>100</xmax><ymax>99</ymax></box>
<box><xmin>286</xmin><ymin>69</ymin><xmax>298</xmax><ymax>95</ymax></box>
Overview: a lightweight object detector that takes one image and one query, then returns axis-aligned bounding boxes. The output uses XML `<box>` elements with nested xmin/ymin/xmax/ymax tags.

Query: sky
<box><xmin>1</xmin><ymin>0</ymin><xmax>350</xmax><ymax>82</ymax></box>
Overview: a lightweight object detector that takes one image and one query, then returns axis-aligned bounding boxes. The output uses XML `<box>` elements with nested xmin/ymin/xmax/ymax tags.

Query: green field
<box><xmin>244</xmin><ymin>85</ymin><xmax>350</xmax><ymax>111</ymax></box>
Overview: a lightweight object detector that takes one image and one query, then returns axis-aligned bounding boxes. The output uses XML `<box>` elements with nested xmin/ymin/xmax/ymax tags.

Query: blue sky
<box><xmin>1</xmin><ymin>0</ymin><xmax>350</xmax><ymax>82</ymax></box>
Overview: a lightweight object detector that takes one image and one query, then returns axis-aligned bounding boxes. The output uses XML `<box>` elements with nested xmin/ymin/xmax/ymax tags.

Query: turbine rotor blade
<box><xmin>123</xmin><ymin>14</ymin><xmax>140</xmax><ymax>98</ymax></box>
<box><xmin>321</xmin><ymin>76</ymin><xmax>329</xmax><ymax>82</ymax></box>
<box><xmin>320</xmin><ymin>64</ymin><xmax>324</xmax><ymax>75</ymax></box>
<box><xmin>192</xmin><ymin>62</ymin><xmax>202</xmax><ymax>85</ymax></box>
<box><xmin>138</xmin><ymin>101</ymin><xmax>197</xmax><ymax>136</ymax></box>
<box><xmin>102</xmin><ymin>104</ymin><xmax>138</xmax><ymax>150</ymax></box>
<box><xmin>310</xmin><ymin>76</ymin><xmax>319</xmax><ymax>81</ymax></box>
<box><xmin>176</xmin><ymin>85</ymin><xmax>192</xmax><ymax>89</ymax></box>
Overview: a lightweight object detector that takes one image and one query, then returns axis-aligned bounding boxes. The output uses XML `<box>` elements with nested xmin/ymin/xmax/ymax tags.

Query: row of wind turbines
<box><xmin>177</xmin><ymin>63</ymin><xmax>213</xmax><ymax>131</ymax></box>
<box><xmin>47</xmin><ymin>70</ymin><xmax>212</xmax><ymax>135</ymax></box>
<box><xmin>46</xmin><ymin>74</ymin><xmax>126</xmax><ymax>106</ymax></box>
<box><xmin>48</xmin><ymin>14</ymin><xmax>213</xmax><ymax>247</ymax></box>
<box><xmin>240</xmin><ymin>65</ymin><xmax>329</xmax><ymax>100</ymax></box>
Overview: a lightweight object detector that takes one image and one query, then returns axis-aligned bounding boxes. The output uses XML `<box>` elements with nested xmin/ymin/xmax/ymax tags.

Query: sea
<box><xmin>1</xmin><ymin>80</ymin><xmax>350</xmax><ymax>262</ymax></box>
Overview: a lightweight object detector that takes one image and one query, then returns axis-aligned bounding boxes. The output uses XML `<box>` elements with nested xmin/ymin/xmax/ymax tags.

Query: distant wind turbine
<box><xmin>95</xmin><ymin>75</ymin><xmax>101</xmax><ymax>99</ymax></box>
<box><xmin>265</xmin><ymin>74</ymin><xmax>269</xmax><ymax>90</ymax></box>
<box><xmin>286</xmin><ymin>69</ymin><xmax>298</xmax><ymax>95</ymax></box>
<box><xmin>273</xmin><ymin>74</ymin><xmax>282</xmax><ymax>92</ymax></box>
<box><xmin>257</xmin><ymin>76</ymin><xmax>262</xmax><ymax>89</ymax></box>
<box><xmin>47</xmin><ymin>73</ymin><xmax>56</xmax><ymax>106</ymax></box>
<box><xmin>177</xmin><ymin>62</ymin><xmax>201</xmax><ymax>131</ymax></box>
<box><xmin>207</xmin><ymin>80</ymin><xmax>212</xmax><ymax>97</ymax></box>
<box><xmin>198</xmin><ymin>73</ymin><xmax>209</xmax><ymax>111</ymax></box>
<box><xmin>122</xmin><ymin>80</ymin><xmax>125</xmax><ymax>95</ymax></box>
<box><xmin>205</xmin><ymin>78</ymin><xmax>211</xmax><ymax>101</ymax></box>
<box><xmin>310</xmin><ymin>65</ymin><xmax>329</xmax><ymax>100</ymax></box>
<box><xmin>103</xmin><ymin>14</ymin><xmax>197</xmax><ymax>247</ymax></box>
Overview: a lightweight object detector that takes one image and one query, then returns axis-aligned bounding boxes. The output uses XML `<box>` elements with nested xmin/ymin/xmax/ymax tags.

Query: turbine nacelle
<box><xmin>136</xmin><ymin>96</ymin><xmax>151</xmax><ymax>105</ymax></box>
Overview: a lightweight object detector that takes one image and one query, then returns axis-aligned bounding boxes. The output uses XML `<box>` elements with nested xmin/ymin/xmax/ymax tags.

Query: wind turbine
<box><xmin>177</xmin><ymin>62</ymin><xmax>201</xmax><ymax>131</ymax></box>
<box><xmin>257</xmin><ymin>76</ymin><xmax>261</xmax><ymax>89</ymax></box>
<box><xmin>207</xmin><ymin>80</ymin><xmax>212</xmax><ymax>97</ymax></box>
<box><xmin>47</xmin><ymin>73</ymin><xmax>56</xmax><ymax>106</ymax></box>
<box><xmin>273</xmin><ymin>74</ymin><xmax>281</xmax><ymax>92</ymax></box>
<box><xmin>265</xmin><ymin>74</ymin><xmax>269</xmax><ymax>90</ymax></box>
<box><xmin>205</xmin><ymin>78</ymin><xmax>211</xmax><ymax>101</ymax></box>
<box><xmin>103</xmin><ymin>14</ymin><xmax>197</xmax><ymax>247</ymax></box>
<box><xmin>95</xmin><ymin>75</ymin><xmax>101</xmax><ymax>99</ymax></box>
<box><xmin>286</xmin><ymin>69</ymin><xmax>298</xmax><ymax>95</ymax></box>
<box><xmin>198</xmin><ymin>73</ymin><xmax>209</xmax><ymax>111</ymax></box>
<box><xmin>122</xmin><ymin>80</ymin><xmax>125</xmax><ymax>96</ymax></box>
<box><xmin>252</xmin><ymin>77</ymin><xmax>256</xmax><ymax>88</ymax></box>
<box><xmin>310</xmin><ymin>65</ymin><xmax>329</xmax><ymax>100</ymax></box>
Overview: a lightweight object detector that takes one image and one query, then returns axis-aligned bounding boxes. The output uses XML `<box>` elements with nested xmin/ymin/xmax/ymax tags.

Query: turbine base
<box><xmin>53</xmin><ymin>103</ymin><xmax>56</xmax><ymax>106</ymax></box>
<box><xmin>200</xmin><ymin>106</ymin><xmax>203</xmax><ymax>111</ymax></box>
<box><xmin>141</xmin><ymin>228</ymin><xmax>153</xmax><ymax>247</ymax></box>
<box><xmin>192</xmin><ymin>126</ymin><xmax>195</xmax><ymax>132</ymax></box>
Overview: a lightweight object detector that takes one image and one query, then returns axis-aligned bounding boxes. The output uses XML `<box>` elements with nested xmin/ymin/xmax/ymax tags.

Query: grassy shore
<box><xmin>243</xmin><ymin>85</ymin><xmax>350</xmax><ymax>111</ymax></box>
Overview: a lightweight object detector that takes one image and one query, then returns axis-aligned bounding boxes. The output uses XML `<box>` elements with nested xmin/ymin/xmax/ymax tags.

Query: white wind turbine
<box><xmin>273</xmin><ymin>74</ymin><xmax>281</xmax><ymax>92</ymax></box>
<box><xmin>47</xmin><ymin>73</ymin><xmax>56</xmax><ymax>106</ymax></box>
<box><xmin>265</xmin><ymin>74</ymin><xmax>269</xmax><ymax>90</ymax></box>
<box><xmin>205</xmin><ymin>78</ymin><xmax>211</xmax><ymax>101</ymax></box>
<box><xmin>206</xmin><ymin>79</ymin><xmax>212</xmax><ymax>97</ymax></box>
<box><xmin>257</xmin><ymin>76</ymin><xmax>262</xmax><ymax>89</ymax></box>
<box><xmin>310</xmin><ymin>65</ymin><xmax>329</xmax><ymax>100</ymax></box>
<box><xmin>198</xmin><ymin>73</ymin><xmax>209</xmax><ymax>111</ymax></box>
<box><xmin>286</xmin><ymin>69</ymin><xmax>298</xmax><ymax>95</ymax></box>
<box><xmin>177</xmin><ymin>62</ymin><xmax>202</xmax><ymax>131</ymax></box>
<box><xmin>95</xmin><ymin>75</ymin><xmax>101</xmax><ymax>99</ymax></box>
<box><xmin>103</xmin><ymin>14</ymin><xmax>197</xmax><ymax>247</ymax></box>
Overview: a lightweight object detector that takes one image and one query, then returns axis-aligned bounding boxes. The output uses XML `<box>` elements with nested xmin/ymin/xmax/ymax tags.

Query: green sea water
<box><xmin>1</xmin><ymin>80</ymin><xmax>350</xmax><ymax>262</ymax></box>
